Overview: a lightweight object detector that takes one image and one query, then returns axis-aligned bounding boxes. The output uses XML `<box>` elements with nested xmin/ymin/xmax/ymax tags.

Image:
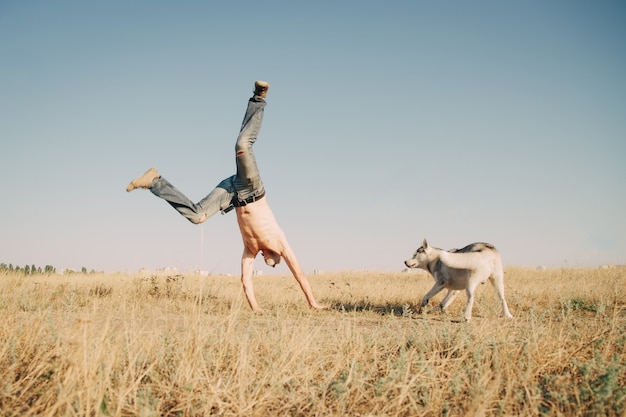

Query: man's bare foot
<box><xmin>126</xmin><ymin>168</ymin><xmax>160</xmax><ymax>192</ymax></box>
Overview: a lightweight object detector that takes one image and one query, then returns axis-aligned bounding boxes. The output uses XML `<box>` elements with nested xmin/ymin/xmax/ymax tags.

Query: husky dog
<box><xmin>404</xmin><ymin>239</ymin><xmax>513</xmax><ymax>322</ymax></box>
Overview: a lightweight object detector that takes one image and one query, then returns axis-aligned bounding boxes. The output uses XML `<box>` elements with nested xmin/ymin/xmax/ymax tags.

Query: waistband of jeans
<box><xmin>221</xmin><ymin>191</ymin><xmax>265</xmax><ymax>214</ymax></box>
<box><xmin>232</xmin><ymin>191</ymin><xmax>265</xmax><ymax>207</ymax></box>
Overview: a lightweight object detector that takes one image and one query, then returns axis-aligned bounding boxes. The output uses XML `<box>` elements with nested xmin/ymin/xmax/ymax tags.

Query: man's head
<box><xmin>262</xmin><ymin>250</ymin><xmax>281</xmax><ymax>267</ymax></box>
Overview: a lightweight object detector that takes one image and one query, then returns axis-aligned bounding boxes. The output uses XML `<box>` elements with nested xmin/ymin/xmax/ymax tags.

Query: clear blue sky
<box><xmin>1</xmin><ymin>1</ymin><xmax>624</xmax><ymax>274</ymax></box>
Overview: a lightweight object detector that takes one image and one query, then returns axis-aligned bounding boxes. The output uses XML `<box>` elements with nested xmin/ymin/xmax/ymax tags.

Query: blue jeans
<box><xmin>149</xmin><ymin>96</ymin><xmax>267</xmax><ymax>224</ymax></box>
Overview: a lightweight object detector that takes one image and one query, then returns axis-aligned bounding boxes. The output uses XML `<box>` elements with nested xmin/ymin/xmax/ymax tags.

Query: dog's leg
<box><xmin>463</xmin><ymin>277</ymin><xmax>483</xmax><ymax>322</ymax></box>
<box><xmin>419</xmin><ymin>282</ymin><xmax>447</xmax><ymax>314</ymax></box>
<box><xmin>438</xmin><ymin>289</ymin><xmax>460</xmax><ymax>312</ymax></box>
<box><xmin>463</xmin><ymin>289</ymin><xmax>475</xmax><ymax>322</ymax></box>
<box><xmin>490</xmin><ymin>270</ymin><xmax>513</xmax><ymax>319</ymax></box>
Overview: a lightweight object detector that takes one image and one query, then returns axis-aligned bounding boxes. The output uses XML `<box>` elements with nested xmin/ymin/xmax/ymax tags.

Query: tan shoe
<box><xmin>254</xmin><ymin>80</ymin><xmax>270</xmax><ymax>98</ymax></box>
<box><xmin>126</xmin><ymin>168</ymin><xmax>160</xmax><ymax>192</ymax></box>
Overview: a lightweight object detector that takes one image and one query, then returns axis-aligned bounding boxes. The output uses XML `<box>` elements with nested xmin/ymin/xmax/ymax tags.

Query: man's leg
<box><xmin>150</xmin><ymin>176</ymin><xmax>235</xmax><ymax>224</ymax></box>
<box><xmin>233</xmin><ymin>81</ymin><xmax>269</xmax><ymax>201</ymax></box>
<box><xmin>127</xmin><ymin>168</ymin><xmax>236</xmax><ymax>224</ymax></box>
<box><xmin>126</xmin><ymin>81</ymin><xmax>269</xmax><ymax>223</ymax></box>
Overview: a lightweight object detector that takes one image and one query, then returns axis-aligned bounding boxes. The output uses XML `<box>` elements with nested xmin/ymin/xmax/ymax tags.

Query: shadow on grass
<box><xmin>329</xmin><ymin>300</ymin><xmax>405</xmax><ymax>315</ymax></box>
<box><xmin>327</xmin><ymin>300</ymin><xmax>463</xmax><ymax>322</ymax></box>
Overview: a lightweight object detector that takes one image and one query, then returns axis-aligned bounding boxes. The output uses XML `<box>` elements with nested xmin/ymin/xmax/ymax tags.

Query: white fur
<box><xmin>404</xmin><ymin>239</ymin><xmax>513</xmax><ymax>322</ymax></box>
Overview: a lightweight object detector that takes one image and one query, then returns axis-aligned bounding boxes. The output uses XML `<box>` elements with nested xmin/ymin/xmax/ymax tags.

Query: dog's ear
<box><xmin>422</xmin><ymin>239</ymin><xmax>428</xmax><ymax>248</ymax></box>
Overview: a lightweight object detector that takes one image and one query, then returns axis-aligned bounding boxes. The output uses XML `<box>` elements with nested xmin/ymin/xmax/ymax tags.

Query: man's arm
<box><xmin>280</xmin><ymin>240</ymin><xmax>325</xmax><ymax>310</ymax></box>
<box><xmin>241</xmin><ymin>247</ymin><xmax>263</xmax><ymax>312</ymax></box>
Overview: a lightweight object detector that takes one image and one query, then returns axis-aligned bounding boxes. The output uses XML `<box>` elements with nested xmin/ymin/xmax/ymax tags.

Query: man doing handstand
<box><xmin>126</xmin><ymin>81</ymin><xmax>324</xmax><ymax>312</ymax></box>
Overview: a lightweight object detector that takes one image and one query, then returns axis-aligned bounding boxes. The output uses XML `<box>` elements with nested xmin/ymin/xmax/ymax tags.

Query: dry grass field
<box><xmin>1</xmin><ymin>266</ymin><xmax>625</xmax><ymax>416</ymax></box>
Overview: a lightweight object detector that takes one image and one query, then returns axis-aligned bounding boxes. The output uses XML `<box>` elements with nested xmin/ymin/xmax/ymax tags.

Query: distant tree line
<box><xmin>0</xmin><ymin>263</ymin><xmax>56</xmax><ymax>274</ymax></box>
<box><xmin>1</xmin><ymin>264</ymin><xmax>100</xmax><ymax>275</ymax></box>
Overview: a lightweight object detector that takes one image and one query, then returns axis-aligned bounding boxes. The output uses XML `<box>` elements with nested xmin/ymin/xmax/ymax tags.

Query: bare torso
<box><xmin>235</xmin><ymin>196</ymin><xmax>285</xmax><ymax>258</ymax></box>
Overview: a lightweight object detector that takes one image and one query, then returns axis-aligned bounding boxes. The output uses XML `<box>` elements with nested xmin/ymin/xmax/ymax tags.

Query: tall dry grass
<box><xmin>0</xmin><ymin>267</ymin><xmax>624</xmax><ymax>416</ymax></box>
